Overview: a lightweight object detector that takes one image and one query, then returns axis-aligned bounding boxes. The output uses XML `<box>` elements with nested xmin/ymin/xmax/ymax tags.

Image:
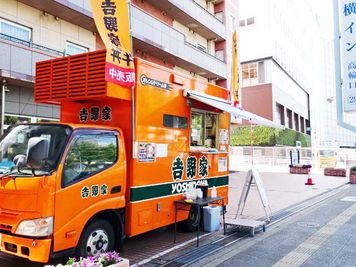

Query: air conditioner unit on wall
<box><xmin>196</xmin><ymin>44</ymin><xmax>207</xmax><ymax>52</ymax></box>
<box><xmin>207</xmin><ymin>0</ymin><xmax>223</xmax><ymax>4</ymax></box>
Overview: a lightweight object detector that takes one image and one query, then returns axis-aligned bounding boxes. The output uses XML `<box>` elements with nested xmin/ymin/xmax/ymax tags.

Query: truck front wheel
<box><xmin>77</xmin><ymin>219</ymin><xmax>115</xmax><ymax>258</ymax></box>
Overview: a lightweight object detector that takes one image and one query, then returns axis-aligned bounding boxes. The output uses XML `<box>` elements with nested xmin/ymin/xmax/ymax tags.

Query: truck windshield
<box><xmin>0</xmin><ymin>124</ymin><xmax>72</xmax><ymax>174</ymax></box>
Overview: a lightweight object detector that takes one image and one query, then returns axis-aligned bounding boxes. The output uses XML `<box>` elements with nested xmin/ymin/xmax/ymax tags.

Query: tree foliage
<box><xmin>230</xmin><ymin>126</ymin><xmax>311</xmax><ymax>147</ymax></box>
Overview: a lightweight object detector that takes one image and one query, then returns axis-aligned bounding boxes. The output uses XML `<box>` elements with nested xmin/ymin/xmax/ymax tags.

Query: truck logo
<box><xmin>172</xmin><ymin>156</ymin><xmax>184</xmax><ymax>181</ymax></box>
<box><xmin>79</xmin><ymin>106</ymin><xmax>112</xmax><ymax>122</ymax></box>
<box><xmin>186</xmin><ymin>156</ymin><xmax>197</xmax><ymax>179</ymax></box>
<box><xmin>81</xmin><ymin>184</ymin><xmax>108</xmax><ymax>199</ymax></box>
<box><xmin>140</xmin><ymin>74</ymin><xmax>171</xmax><ymax>90</ymax></box>
<box><xmin>171</xmin><ymin>155</ymin><xmax>209</xmax><ymax>181</ymax></box>
<box><xmin>171</xmin><ymin>179</ymin><xmax>208</xmax><ymax>194</ymax></box>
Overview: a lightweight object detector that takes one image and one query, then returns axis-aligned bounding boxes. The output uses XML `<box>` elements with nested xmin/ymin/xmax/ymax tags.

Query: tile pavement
<box><xmin>0</xmin><ymin>171</ymin><xmax>349</xmax><ymax>266</ymax></box>
<box><xmin>191</xmin><ymin>184</ymin><xmax>356</xmax><ymax>267</ymax></box>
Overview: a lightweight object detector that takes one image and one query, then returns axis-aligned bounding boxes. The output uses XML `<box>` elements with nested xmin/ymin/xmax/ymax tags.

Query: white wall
<box><xmin>0</xmin><ymin>0</ymin><xmax>96</xmax><ymax>52</ymax></box>
<box><xmin>239</xmin><ymin>0</ymin><xmax>273</xmax><ymax>62</ymax></box>
<box><xmin>270</xmin><ymin>60</ymin><xmax>309</xmax><ymax>119</ymax></box>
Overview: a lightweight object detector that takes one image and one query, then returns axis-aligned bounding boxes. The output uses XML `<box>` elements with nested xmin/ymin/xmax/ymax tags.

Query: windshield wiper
<box><xmin>0</xmin><ymin>165</ymin><xmax>54</xmax><ymax>180</ymax></box>
<box><xmin>0</xmin><ymin>168</ymin><xmax>33</xmax><ymax>180</ymax></box>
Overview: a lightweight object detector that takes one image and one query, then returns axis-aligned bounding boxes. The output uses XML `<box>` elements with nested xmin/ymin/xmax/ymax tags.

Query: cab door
<box><xmin>53</xmin><ymin>129</ymin><xmax>126</xmax><ymax>253</ymax></box>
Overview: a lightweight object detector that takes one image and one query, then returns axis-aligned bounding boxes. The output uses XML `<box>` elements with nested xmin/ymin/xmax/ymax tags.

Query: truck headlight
<box><xmin>15</xmin><ymin>217</ymin><xmax>53</xmax><ymax>237</ymax></box>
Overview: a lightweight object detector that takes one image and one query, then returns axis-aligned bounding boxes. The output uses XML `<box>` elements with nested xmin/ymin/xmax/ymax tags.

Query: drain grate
<box><xmin>173</xmin><ymin>244</ymin><xmax>220</xmax><ymax>264</ymax></box>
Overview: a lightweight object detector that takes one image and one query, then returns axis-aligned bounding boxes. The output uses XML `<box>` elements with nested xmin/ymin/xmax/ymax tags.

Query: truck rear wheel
<box><xmin>77</xmin><ymin>219</ymin><xmax>115</xmax><ymax>258</ymax></box>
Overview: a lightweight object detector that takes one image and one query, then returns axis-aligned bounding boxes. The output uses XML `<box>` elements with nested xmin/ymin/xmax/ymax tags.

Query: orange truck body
<box><xmin>0</xmin><ymin>50</ymin><xmax>230</xmax><ymax>262</ymax></box>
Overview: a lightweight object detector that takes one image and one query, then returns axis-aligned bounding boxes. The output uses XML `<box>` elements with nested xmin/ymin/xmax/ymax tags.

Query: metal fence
<box><xmin>0</xmin><ymin>33</ymin><xmax>68</xmax><ymax>57</ymax></box>
<box><xmin>230</xmin><ymin>146</ymin><xmax>356</xmax><ymax>169</ymax></box>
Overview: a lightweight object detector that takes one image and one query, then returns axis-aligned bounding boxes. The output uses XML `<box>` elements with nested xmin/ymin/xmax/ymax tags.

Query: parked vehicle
<box><xmin>0</xmin><ymin>51</ymin><xmax>230</xmax><ymax>263</ymax></box>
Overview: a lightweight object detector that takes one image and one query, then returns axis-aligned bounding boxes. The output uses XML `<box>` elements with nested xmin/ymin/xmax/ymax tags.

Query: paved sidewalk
<box><xmin>0</xmin><ymin>171</ymin><xmax>349</xmax><ymax>266</ymax></box>
<box><xmin>227</xmin><ymin>171</ymin><xmax>348</xmax><ymax>220</ymax></box>
<box><xmin>190</xmin><ymin>184</ymin><xmax>356</xmax><ymax>267</ymax></box>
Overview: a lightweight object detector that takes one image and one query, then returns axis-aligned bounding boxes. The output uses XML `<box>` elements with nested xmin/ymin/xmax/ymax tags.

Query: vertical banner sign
<box><xmin>90</xmin><ymin>0</ymin><xmax>135</xmax><ymax>87</ymax></box>
<box><xmin>341</xmin><ymin>1</ymin><xmax>356</xmax><ymax>111</ymax></box>
<box><xmin>231</xmin><ymin>31</ymin><xmax>239</xmax><ymax>107</ymax></box>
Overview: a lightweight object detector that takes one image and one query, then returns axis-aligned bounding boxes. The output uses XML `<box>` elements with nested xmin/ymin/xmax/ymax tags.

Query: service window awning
<box><xmin>184</xmin><ymin>89</ymin><xmax>284</xmax><ymax>129</ymax></box>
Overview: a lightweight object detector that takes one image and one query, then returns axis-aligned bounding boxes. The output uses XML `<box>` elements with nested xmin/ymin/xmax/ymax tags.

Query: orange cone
<box><xmin>305</xmin><ymin>171</ymin><xmax>315</xmax><ymax>185</ymax></box>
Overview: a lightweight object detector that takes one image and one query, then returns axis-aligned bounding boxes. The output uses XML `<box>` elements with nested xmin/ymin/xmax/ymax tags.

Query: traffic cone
<box><xmin>305</xmin><ymin>171</ymin><xmax>315</xmax><ymax>185</ymax></box>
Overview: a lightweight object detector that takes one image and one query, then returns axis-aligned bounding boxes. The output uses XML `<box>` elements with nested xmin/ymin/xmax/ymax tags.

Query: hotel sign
<box><xmin>341</xmin><ymin>1</ymin><xmax>356</xmax><ymax>111</ymax></box>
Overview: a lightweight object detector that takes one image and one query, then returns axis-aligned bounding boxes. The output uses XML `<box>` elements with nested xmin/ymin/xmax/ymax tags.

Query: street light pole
<box><xmin>1</xmin><ymin>79</ymin><xmax>6</xmax><ymax>135</ymax></box>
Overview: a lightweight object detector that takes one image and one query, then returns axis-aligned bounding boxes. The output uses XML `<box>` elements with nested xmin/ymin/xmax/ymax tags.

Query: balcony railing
<box><xmin>131</xmin><ymin>6</ymin><xmax>227</xmax><ymax>79</ymax></box>
<box><xmin>0</xmin><ymin>33</ymin><xmax>67</xmax><ymax>57</ymax></box>
<box><xmin>190</xmin><ymin>0</ymin><xmax>225</xmax><ymax>24</ymax></box>
<box><xmin>145</xmin><ymin>0</ymin><xmax>226</xmax><ymax>40</ymax></box>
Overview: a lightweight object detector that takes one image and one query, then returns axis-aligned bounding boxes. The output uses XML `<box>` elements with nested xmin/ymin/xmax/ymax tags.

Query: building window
<box><xmin>300</xmin><ymin>116</ymin><xmax>305</xmax><ymax>133</ymax></box>
<box><xmin>306</xmin><ymin>120</ymin><xmax>311</xmax><ymax>135</ymax></box>
<box><xmin>0</xmin><ymin>18</ymin><xmax>31</xmax><ymax>41</ymax></box>
<box><xmin>258</xmin><ymin>61</ymin><xmax>265</xmax><ymax>83</ymax></box>
<box><xmin>287</xmin><ymin>109</ymin><xmax>293</xmax><ymax>129</ymax></box>
<box><xmin>215</xmin><ymin>11</ymin><xmax>224</xmax><ymax>22</ymax></box>
<box><xmin>65</xmin><ymin>41</ymin><xmax>88</xmax><ymax>55</ymax></box>
<box><xmin>276</xmin><ymin>103</ymin><xmax>285</xmax><ymax>126</ymax></box>
<box><xmin>246</xmin><ymin>17</ymin><xmax>255</xmax><ymax>26</ymax></box>
<box><xmin>191</xmin><ymin>110</ymin><xmax>218</xmax><ymax>148</ymax></box>
<box><xmin>242</xmin><ymin>63</ymin><xmax>258</xmax><ymax>87</ymax></box>
<box><xmin>294</xmin><ymin>113</ymin><xmax>299</xmax><ymax>131</ymax></box>
<box><xmin>215</xmin><ymin>50</ymin><xmax>224</xmax><ymax>61</ymax></box>
<box><xmin>163</xmin><ymin>114</ymin><xmax>188</xmax><ymax>129</ymax></box>
<box><xmin>239</xmin><ymin>17</ymin><xmax>255</xmax><ymax>27</ymax></box>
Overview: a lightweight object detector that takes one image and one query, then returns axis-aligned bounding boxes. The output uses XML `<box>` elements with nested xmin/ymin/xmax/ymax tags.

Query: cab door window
<box><xmin>62</xmin><ymin>133</ymin><xmax>118</xmax><ymax>187</ymax></box>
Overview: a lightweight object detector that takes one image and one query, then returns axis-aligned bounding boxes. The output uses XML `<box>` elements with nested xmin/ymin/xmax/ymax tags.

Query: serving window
<box><xmin>190</xmin><ymin>110</ymin><xmax>218</xmax><ymax>148</ymax></box>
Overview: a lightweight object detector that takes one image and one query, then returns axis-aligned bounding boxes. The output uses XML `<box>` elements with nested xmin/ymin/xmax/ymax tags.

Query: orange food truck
<box><xmin>0</xmin><ymin>50</ymin><xmax>231</xmax><ymax>262</ymax></box>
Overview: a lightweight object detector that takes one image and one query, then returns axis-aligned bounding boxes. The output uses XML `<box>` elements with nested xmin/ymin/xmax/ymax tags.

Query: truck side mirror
<box><xmin>26</xmin><ymin>137</ymin><xmax>49</xmax><ymax>170</ymax></box>
<box><xmin>13</xmin><ymin>154</ymin><xmax>26</xmax><ymax>168</ymax></box>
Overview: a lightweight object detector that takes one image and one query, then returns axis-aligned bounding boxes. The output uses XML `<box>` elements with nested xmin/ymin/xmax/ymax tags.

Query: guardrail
<box><xmin>230</xmin><ymin>146</ymin><xmax>356</xmax><ymax>169</ymax></box>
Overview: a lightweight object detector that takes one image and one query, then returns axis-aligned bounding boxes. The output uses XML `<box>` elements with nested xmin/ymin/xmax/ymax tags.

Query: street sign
<box><xmin>290</xmin><ymin>149</ymin><xmax>300</xmax><ymax>166</ymax></box>
<box><xmin>236</xmin><ymin>169</ymin><xmax>272</xmax><ymax>221</ymax></box>
<box><xmin>296</xmin><ymin>141</ymin><xmax>302</xmax><ymax>150</ymax></box>
<box><xmin>340</xmin><ymin>0</ymin><xmax>356</xmax><ymax>111</ymax></box>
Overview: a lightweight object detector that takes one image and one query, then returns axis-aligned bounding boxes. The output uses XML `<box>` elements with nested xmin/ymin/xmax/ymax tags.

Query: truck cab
<box><xmin>0</xmin><ymin>123</ymin><xmax>126</xmax><ymax>262</ymax></box>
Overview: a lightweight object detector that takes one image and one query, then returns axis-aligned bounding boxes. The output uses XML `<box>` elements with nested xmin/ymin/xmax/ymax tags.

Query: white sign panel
<box><xmin>218</xmin><ymin>157</ymin><xmax>228</xmax><ymax>172</ymax></box>
<box><xmin>341</xmin><ymin>1</ymin><xmax>356</xmax><ymax>111</ymax></box>
<box><xmin>156</xmin><ymin>144</ymin><xmax>168</xmax><ymax>157</ymax></box>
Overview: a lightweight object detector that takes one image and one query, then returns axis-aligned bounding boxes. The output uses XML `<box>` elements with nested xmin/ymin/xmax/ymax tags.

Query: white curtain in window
<box><xmin>1</xmin><ymin>21</ymin><xmax>30</xmax><ymax>41</ymax></box>
<box><xmin>66</xmin><ymin>43</ymin><xmax>88</xmax><ymax>55</ymax></box>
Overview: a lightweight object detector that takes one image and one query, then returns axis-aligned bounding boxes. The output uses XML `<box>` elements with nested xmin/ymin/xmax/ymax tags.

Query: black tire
<box><xmin>77</xmin><ymin>219</ymin><xmax>115</xmax><ymax>258</ymax></box>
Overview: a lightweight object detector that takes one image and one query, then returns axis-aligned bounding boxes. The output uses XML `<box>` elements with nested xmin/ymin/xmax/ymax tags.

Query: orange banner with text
<box><xmin>90</xmin><ymin>0</ymin><xmax>135</xmax><ymax>87</ymax></box>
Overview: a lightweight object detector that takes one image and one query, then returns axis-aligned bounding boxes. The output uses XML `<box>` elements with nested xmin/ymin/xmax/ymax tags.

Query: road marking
<box><xmin>340</xmin><ymin>196</ymin><xmax>356</xmax><ymax>202</ymax></box>
<box><xmin>273</xmin><ymin>203</ymin><xmax>356</xmax><ymax>267</ymax></box>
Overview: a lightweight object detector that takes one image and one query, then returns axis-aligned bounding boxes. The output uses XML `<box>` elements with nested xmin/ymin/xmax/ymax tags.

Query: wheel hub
<box><xmin>86</xmin><ymin>229</ymin><xmax>109</xmax><ymax>256</ymax></box>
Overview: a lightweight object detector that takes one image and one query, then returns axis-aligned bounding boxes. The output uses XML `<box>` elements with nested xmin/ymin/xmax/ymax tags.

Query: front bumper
<box><xmin>0</xmin><ymin>233</ymin><xmax>52</xmax><ymax>263</ymax></box>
